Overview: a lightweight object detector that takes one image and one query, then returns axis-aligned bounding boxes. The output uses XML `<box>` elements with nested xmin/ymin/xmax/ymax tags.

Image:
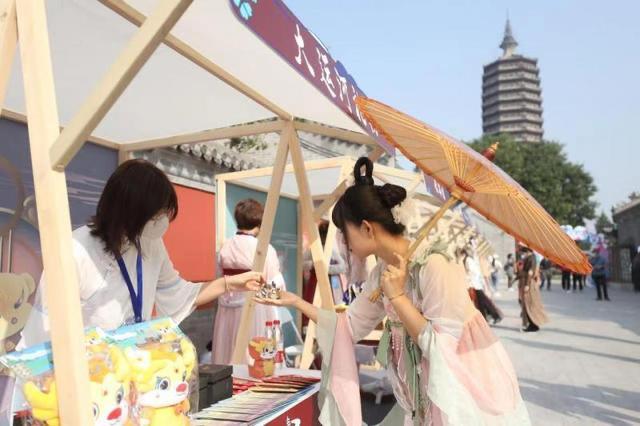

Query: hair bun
<box><xmin>377</xmin><ymin>184</ymin><xmax>407</xmax><ymax>208</ymax></box>
<box><xmin>353</xmin><ymin>157</ymin><xmax>374</xmax><ymax>186</ymax></box>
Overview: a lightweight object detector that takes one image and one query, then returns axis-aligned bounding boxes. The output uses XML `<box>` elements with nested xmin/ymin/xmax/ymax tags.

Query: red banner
<box><xmin>229</xmin><ymin>0</ymin><xmax>393</xmax><ymax>154</ymax></box>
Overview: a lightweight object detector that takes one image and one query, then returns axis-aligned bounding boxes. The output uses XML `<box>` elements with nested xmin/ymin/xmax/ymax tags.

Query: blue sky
<box><xmin>286</xmin><ymin>0</ymin><xmax>640</xmax><ymax>216</ymax></box>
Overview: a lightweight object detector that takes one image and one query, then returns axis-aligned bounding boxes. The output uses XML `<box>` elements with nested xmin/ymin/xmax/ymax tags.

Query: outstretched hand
<box><xmin>227</xmin><ymin>271</ymin><xmax>264</xmax><ymax>292</ymax></box>
<box><xmin>254</xmin><ymin>290</ymin><xmax>300</xmax><ymax>307</ymax></box>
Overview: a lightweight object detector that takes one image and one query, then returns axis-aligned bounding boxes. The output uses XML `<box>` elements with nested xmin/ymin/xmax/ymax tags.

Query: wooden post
<box><xmin>0</xmin><ymin>0</ymin><xmax>16</xmax><ymax>111</ymax></box>
<box><xmin>288</xmin><ymin>125</ymin><xmax>333</xmax><ymax>310</ymax></box>
<box><xmin>118</xmin><ymin>149</ymin><xmax>131</xmax><ymax>165</ymax></box>
<box><xmin>16</xmin><ymin>0</ymin><xmax>93</xmax><ymax>423</ymax></box>
<box><xmin>49</xmin><ymin>0</ymin><xmax>193</xmax><ymax>170</ymax></box>
<box><xmin>230</xmin><ymin>125</ymin><xmax>290</xmax><ymax>363</ymax></box>
<box><xmin>295</xmin><ymin>203</ymin><xmax>304</xmax><ymax>334</ymax></box>
<box><xmin>299</xmin><ymin>160</ymin><xmax>348</xmax><ymax>368</ymax></box>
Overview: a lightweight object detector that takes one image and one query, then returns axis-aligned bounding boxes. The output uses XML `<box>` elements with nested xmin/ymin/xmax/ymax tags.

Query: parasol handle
<box><xmin>368</xmin><ymin>195</ymin><xmax>460</xmax><ymax>303</ymax></box>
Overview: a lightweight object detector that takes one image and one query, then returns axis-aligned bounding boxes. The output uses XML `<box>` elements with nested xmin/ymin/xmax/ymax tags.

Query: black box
<box><xmin>198</xmin><ymin>364</ymin><xmax>233</xmax><ymax>410</ymax></box>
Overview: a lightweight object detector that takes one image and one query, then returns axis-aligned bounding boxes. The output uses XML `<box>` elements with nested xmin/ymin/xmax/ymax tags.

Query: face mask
<box><xmin>142</xmin><ymin>215</ymin><xmax>169</xmax><ymax>240</ymax></box>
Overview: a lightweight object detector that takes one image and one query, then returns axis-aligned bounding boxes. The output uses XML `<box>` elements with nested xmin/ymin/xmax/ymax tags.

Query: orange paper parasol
<box><xmin>357</xmin><ymin>96</ymin><xmax>591</xmax><ymax>275</ymax></box>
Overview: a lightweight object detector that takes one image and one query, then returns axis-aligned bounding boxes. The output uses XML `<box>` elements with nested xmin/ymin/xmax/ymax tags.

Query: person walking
<box><xmin>539</xmin><ymin>258</ymin><xmax>553</xmax><ymax>291</ymax></box>
<box><xmin>518</xmin><ymin>247</ymin><xmax>548</xmax><ymax>332</ymax></box>
<box><xmin>561</xmin><ymin>266</ymin><xmax>571</xmax><ymax>292</ymax></box>
<box><xmin>504</xmin><ymin>253</ymin><xmax>516</xmax><ymax>291</ymax></box>
<box><xmin>572</xmin><ymin>272</ymin><xmax>584</xmax><ymax>292</ymax></box>
<box><xmin>590</xmin><ymin>249</ymin><xmax>610</xmax><ymax>301</ymax></box>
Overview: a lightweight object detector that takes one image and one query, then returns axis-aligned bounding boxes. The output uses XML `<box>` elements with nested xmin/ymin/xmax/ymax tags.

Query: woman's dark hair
<box><xmin>332</xmin><ymin>157</ymin><xmax>407</xmax><ymax>241</ymax></box>
<box><xmin>89</xmin><ymin>159</ymin><xmax>178</xmax><ymax>256</ymax></box>
<box><xmin>234</xmin><ymin>199</ymin><xmax>264</xmax><ymax>230</ymax></box>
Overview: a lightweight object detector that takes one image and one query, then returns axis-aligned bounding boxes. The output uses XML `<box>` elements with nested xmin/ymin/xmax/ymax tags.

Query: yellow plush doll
<box><xmin>24</xmin><ymin>347</ymin><xmax>133</xmax><ymax>426</ymax></box>
<box><xmin>23</xmin><ymin>376</ymin><xmax>59</xmax><ymax>426</ymax></box>
<box><xmin>149</xmin><ymin>318</ymin><xmax>180</xmax><ymax>343</ymax></box>
<box><xmin>126</xmin><ymin>338</ymin><xmax>196</xmax><ymax>426</ymax></box>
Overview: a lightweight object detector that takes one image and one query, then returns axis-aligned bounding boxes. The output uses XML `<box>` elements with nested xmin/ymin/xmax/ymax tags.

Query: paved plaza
<box><xmin>493</xmin><ymin>280</ymin><xmax>640</xmax><ymax>425</ymax></box>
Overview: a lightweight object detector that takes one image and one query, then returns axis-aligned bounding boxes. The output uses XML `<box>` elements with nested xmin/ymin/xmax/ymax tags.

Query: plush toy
<box><xmin>126</xmin><ymin>338</ymin><xmax>196</xmax><ymax>426</ymax></box>
<box><xmin>146</xmin><ymin>318</ymin><xmax>180</xmax><ymax>343</ymax></box>
<box><xmin>0</xmin><ymin>273</ymin><xmax>36</xmax><ymax>355</ymax></box>
<box><xmin>85</xmin><ymin>328</ymin><xmax>110</xmax><ymax>356</ymax></box>
<box><xmin>247</xmin><ymin>337</ymin><xmax>276</xmax><ymax>379</ymax></box>
<box><xmin>23</xmin><ymin>376</ymin><xmax>59</xmax><ymax>425</ymax></box>
<box><xmin>24</xmin><ymin>347</ymin><xmax>132</xmax><ymax>426</ymax></box>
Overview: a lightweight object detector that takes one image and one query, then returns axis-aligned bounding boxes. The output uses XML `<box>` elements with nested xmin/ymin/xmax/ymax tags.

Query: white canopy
<box><xmin>5</xmin><ymin>0</ymin><xmax>369</xmax><ymax>144</ymax></box>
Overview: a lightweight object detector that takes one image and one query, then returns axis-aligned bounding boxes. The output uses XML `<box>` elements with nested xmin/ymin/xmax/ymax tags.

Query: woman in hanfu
<box><xmin>256</xmin><ymin>158</ymin><xmax>530</xmax><ymax>425</ymax></box>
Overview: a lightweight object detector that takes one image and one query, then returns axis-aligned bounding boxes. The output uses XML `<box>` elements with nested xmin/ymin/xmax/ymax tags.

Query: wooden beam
<box><xmin>407</xmin><ymin>174</ymin><xmax>424</xmax><ymax>193</ymax></box>
<box><xmin>16</xmin><ymin>0</ymin><xmax>93</xmax><ymax>423</ymax></box>
<box><xmin>100</xmin><ymin>0</ymin><xmax>292</xmax><ymax>120</ymax></box>
<box><xmin>299</xmin><ymin>284</ymin><xmax>322</xmax><ymax>369</ymax></box>
<box><xmin>300</xmin><ymin>174</ymin><xmax>345</xmax><ymax>369</ymax></box>
<box><xmin>289</xmin><ymin>124</ymin><xmax>333</xmax><ymax>310</ymax></box>
<box><xmin>295</xmin><ymin>203</ymin><xmax>304</xmax><ymax>337</ymax></box>
<box><xmin>123</xmin><ymin>119</ymin><xmax>284</xmax><ymax>152</ymax></box>
<box><xmin>291</xmin><ymin>122</ymin><xmax>333</xmax><ymax>368</ymax></box>
<box><xmin>118</xmin><ymin>149</ymin><xmax>131</xmax><ymax>165</ymax></box>
<box><xmin>293</xmin><ymin>120</ymin><xmax>376</xmax><ymax>146</ymax></box>
<box><xmin>225</xmin><ymin>180</ymin><xmax>298</xmax><ymax>201</ymax></box>
<box><xmin>231</xmin><ymin>126</ymin><xmax>290</xmax><ymax>363</ymax></box>
<box><xmin>216</xmin><ymin>155</ymin><xmax>344</xmax><ymax>184</ymax></box>
<box><xmin>49</xmin><ymin>0</ymin><xmax>193</xmax><ymax>170</ymax></box>
<box><xmin>0</xmin><ymin>0</ymin><xmax>16</xmax><ymax>113</ymax></box>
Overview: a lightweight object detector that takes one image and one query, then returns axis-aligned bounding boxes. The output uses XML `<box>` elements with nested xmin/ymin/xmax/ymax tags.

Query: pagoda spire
<box><xmin>500</xmin><ymin>17</ymin><xmax>518</xmax><ymax>57</ymax></box>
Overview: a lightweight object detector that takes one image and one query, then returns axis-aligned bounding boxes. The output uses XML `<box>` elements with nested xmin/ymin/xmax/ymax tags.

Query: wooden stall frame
<box><xmin>298</xmin><ymin>159</ymin><xmax>349</xmax><ymax>368</ymax></box>
<box><xmin>0</xmin><ymin>0</ymin><xmax>456</xmax><ymax>422</ymax></box>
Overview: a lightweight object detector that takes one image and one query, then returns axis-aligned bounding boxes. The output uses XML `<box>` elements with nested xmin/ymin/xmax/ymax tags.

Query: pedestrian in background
<box><xmin>504</xmin><ymin>253</ymin><xmax>516</xmax><ymax>292</ymax></box>
<box><xmin>561</xmin><ymin>266</ymin><xmax>571</xmax><ymax>292</ymax></box>
<box><xmin>572</xmin><ymin>272</ymin><xmax>583</xmax><ymax>292</ymax></box>
<box><xmin>539</xmin><ymin>258</ymin><xmax>553</xmax><ymax>291</ymax></box>
<box><xmin>590</xmin><ymin>249</ymin><xmax>610</xmax><ymax>301</ymax></box>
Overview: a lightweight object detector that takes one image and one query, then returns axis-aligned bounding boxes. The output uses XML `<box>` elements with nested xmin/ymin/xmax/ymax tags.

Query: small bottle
<box><xmin>265</xmin><ymin>321</ymin><xmax>273</xmax><ymax>342</ymax></box>
<box><xmin>273</xmin><ymin>320</ymin><xmax>284</xmax><ymax>370</ymax></box>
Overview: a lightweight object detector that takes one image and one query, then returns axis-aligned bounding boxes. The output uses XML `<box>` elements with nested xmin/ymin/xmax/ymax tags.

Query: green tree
<box><xmin>226</xmin><ymin>135</ymin><xmax>268</xmax><ymax>153</ymax></box>
<box><xmin>468</xmin><ymin>134</ymin><xmax>597</xmax><ymax>226</ymax></box>
<box><xmin>595</xmin><ymin>211</ymin><xmax>613</xmax><ymax>234</ymax></box>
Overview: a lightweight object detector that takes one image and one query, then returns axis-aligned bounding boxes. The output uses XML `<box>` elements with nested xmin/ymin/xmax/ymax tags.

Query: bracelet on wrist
<box><xmin>388</xmin><ymin>291</ymin><xmax>405</xmax><ymax>302</ymax></box>
<box><xmin>223</xmin><ymin>275</ymin><xmax>230</xmax><ymax>292</ymax></box>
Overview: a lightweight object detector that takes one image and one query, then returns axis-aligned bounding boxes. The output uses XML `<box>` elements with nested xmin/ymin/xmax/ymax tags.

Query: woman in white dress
<box><xmin>212</xmin><ymin>199</ymin><xmax>285</xmax><ymax>364</ymax></box>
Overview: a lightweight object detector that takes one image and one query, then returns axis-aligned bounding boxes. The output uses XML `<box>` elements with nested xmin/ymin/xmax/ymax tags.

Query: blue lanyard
<box><xmin>115</xmin><ymin>251</ymin><xmax>143</xmax><ymax>323</ymax></box>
